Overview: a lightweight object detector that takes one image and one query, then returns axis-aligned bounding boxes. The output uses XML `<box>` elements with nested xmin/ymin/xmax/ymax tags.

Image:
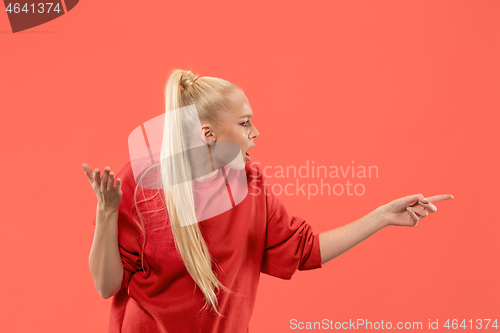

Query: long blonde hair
<box><xmin>131</xmin><ymin>69</ymin><xmax>241</xmax><ymax>316</ymax></box>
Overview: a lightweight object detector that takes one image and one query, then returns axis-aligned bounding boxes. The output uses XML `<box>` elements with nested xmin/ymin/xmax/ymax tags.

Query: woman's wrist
<box><xmin>375</xmin><ymin>204</ymin><xmax>391</xmax><ymax>227</ymax></box>
<box><xmin>97</xmin><ymin>203</ymin><xmax>119</xmax><ymax>218</ymax></box>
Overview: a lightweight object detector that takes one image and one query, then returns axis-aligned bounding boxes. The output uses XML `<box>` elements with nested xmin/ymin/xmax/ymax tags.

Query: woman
<box><xmin>82</xmin><ymin>69</ymin><xmax>454</xmax><ymax>332</ymax></box>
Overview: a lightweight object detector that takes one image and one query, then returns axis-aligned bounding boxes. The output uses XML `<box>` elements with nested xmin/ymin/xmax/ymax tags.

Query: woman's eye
<box><xmin>241</xmin><ymin>121</ymin><xmax>249</xmax><ymax>127</ymax></box>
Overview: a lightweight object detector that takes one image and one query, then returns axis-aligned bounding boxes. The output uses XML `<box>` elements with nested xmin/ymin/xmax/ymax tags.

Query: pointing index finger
<box><xmin>426</xmin><ymin>194</ymin><xmax>455</xmax><ymax>203</ymax></box>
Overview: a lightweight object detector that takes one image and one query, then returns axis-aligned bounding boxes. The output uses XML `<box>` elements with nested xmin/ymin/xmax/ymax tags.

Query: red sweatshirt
<box><xmin>91</xmin><ymin>160</ymin><xmax>322</xmax><ymax>332</ymax></box>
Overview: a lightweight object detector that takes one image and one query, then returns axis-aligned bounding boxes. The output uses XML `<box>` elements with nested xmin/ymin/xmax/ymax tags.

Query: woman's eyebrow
<box><xmin>238</xmin><ymin>114</ymin><xmax>253</xmax><ymax>119</ymax></box>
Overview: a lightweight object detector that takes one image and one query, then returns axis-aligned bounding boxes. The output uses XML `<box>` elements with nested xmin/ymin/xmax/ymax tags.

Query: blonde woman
<box><xmin>82</xmin><ymin>69</ymin><xmax>454</xmax><ymax>333</ymax></box>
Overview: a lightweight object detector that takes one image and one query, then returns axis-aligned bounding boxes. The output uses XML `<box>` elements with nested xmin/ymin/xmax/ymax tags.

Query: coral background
<box><xmin>0</xmin><ymin>0</ymin><xmax>498</xmax><ymax>332</ymax></box>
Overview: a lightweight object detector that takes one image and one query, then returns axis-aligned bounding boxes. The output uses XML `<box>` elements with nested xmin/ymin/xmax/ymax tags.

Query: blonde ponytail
<box><xmin>159</xmin><ymin>69</ymin><xmax>240</xmax><ymax>315</ymax></box>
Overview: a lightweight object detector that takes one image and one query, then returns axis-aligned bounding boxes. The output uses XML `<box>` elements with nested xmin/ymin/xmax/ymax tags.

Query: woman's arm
<box><xmin>83</xmin><ymin>164</ymin><xmax>125</xmax><ymax>299</ymax></box>
<box><xmin>89</xmin><ymin>206</ymin><xmax>124</xmax><ymax>299</ymax></box>
<box><xmin>319</xmin><ymin>205</ymin><xmax>388</xmax><ymax>264</ymax></box>
<box><xmin>319</xmin><ymin>193</ymin><xmax>454</xmax><ymax>264</ymax></box>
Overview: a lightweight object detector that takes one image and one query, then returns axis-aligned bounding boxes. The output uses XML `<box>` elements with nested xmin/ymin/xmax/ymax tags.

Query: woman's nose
<box><xmin>252</xmin><ymin>127</ymin><xmax>259</xmax><ymax>139</ymax></box>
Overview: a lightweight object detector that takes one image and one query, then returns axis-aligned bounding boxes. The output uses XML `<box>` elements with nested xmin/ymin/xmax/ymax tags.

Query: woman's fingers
<box><xmin>83</xmin><ymin>164</ymin><xmax>121</xmax><ymax>208</ymax></box>
<box><xmin>410</xmin><ymin>206</ymin><xmax>428</xmax><ymax>217</ymax></box>
<box><xmin>94</xmin><ymin>169</ymin><xmax>101</xmax><ymax>189</ymax></box>
<box><xmin>107</xmin><ymin>172</ymin><xmax>115</xmax><ymax>191</ymax></box>
<box><xmin>93</xmin><ymin>169</ymin><xmax>101</xmax><ymax>188</ymax></box>
<box><xmin>390</xmin><ymin>193</ymin><xmax>453</xmax><ymax>227</ymax></box>
<box><xmin>115</xmin><ymin>178</ymin><xmax>122</xmax><ymax>193</ymax></box>
<box><xmin>426</xmin><ymin>194</ymin><xmax>454</xmax><ymax>203</ymax></box>
<box><xmin>406</xmin><ymin>206</ymin><xmax>429</xmax><ymax>227</ymax></box>
<box><xmin>91</xmin><ymin>169</ymin><xmax>102</xmax><ymax>203</ymax></box>
<box><xmin>417</xmin><ymin>201</ymin><xmax>438</xmax><ymax>212</ymax></box>
<box><xmin>101</xmin><ymin>167</ymin><xmax>110</xmax><ymax>192</ymax></box>
<box><xmin>81</xmin><ymin>163</ymin><xmax>94</xmax><ymax>184</ymax></box>
<box><xmin>406</xmin><ymin>207</ymin><xmax>419</xmax><ymax>224</ymax></box>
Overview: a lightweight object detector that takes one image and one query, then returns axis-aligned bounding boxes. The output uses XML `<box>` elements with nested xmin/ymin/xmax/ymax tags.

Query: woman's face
<box><xmin>206</xmin><ymin>89</ymin><xmax>259</xmax><ymax>162</ymax></box>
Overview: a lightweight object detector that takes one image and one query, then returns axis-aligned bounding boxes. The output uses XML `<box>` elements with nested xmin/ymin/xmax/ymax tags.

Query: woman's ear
<box><xmin>200</xmin><ymin>125</ymin><xmax>215</xmax><ymax>144</ymax></box>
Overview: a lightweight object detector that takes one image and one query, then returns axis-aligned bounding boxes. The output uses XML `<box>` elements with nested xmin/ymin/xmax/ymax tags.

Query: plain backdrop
<box><xmin>0</xmin><ymin>0</ymin><xmax>498</xmax><ymax>332</ymax></box>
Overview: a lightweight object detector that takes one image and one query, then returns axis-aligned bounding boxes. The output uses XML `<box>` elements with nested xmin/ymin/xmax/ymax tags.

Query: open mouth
<box><xmin>245</xmin><ymin>144</ymin><xmax>255</xmax><ymax>160</ymax></box>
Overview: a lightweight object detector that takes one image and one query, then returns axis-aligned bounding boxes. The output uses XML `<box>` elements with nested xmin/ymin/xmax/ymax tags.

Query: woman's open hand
<box><xmin>382</xmin><ymin>193</ymin><xmax>454</xmax><ymax>227</ymax></box>
<box><xmin>81</xmin><ymin>163</ymin><xmax>123</xmax><ymax>214</ymax></box>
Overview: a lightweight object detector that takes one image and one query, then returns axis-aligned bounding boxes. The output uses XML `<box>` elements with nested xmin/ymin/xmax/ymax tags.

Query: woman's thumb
<box><xmin>418</xmin><ymin>193</ymin><xmax>429</xmax><ymax>204</ymax></box>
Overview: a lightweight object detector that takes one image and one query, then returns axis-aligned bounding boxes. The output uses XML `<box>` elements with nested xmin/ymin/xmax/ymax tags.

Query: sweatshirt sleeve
<box><xmin>260</xmin><ymin>182</ymin><xmax>323</xmax><ymax>280</ymax></box>
<box><xmin>91</xmin><ymin>165</ymin><xmax>147</xmax><ymax>290</ymax></box>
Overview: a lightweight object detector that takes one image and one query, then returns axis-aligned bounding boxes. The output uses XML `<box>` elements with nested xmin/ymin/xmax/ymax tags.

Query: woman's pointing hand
<box><xmin>382</xmin><ymin>193</ymin><xmax>455</xmax><ymax>227</ymax></box>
